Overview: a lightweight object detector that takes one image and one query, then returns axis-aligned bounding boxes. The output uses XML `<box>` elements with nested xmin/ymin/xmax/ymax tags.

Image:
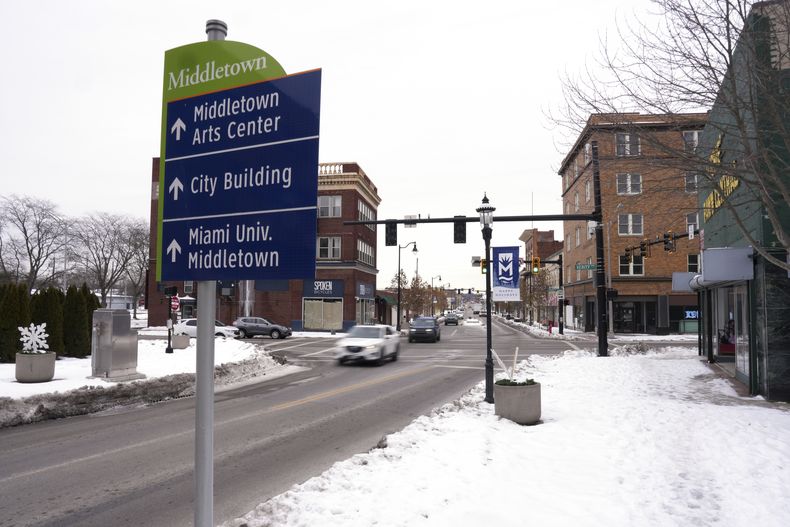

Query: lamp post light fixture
<box><xmin>397</xmin><ymin>242</ymin><xmax>418</xmax><ymax>332</ymax></box>
<box><xmin>431</xmin><ymin>275</ymin><xmax>442</xmax><ymax>316</ymax></box>
<box><xmin>476</xmin><ymin>193</ymin><xmax>496</xmax><ymax>404</ymax></box>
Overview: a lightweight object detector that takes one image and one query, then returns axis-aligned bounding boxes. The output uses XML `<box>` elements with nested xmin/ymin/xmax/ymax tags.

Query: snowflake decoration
<box><xmin>18</xmin><ymin>323</ymin><xmax>50</xmax><ymax>354</ymax></box>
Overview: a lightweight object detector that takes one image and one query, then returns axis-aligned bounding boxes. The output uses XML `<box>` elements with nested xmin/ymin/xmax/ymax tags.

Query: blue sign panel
<box><xmin>161</xmin><ymin>70</ymin><xmax>321</xmax><ymax>281</ymax></box>
<box><xmin>492</xmin><ymin>246</ymin><xmax>521</xmax><ymax>302</ymax></box>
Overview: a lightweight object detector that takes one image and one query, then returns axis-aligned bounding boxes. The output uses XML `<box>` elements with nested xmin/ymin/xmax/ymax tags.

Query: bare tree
<box><xmin>555</xmin><ymin>0</ymin><xmax>790</xmax><ymax>270</ymax></box>
<box><xmin>0</xmin><ymin>195</ymin><xmax>67</xmax><ymax>291</ymax></box>
<box><xmin>124</xmin><ymin>219</ymin><xmax>149</xmax><ymax>319</ymax></box>
<box><xmin>71</xmin><ymin>213</ymin><xmax>136</xmax><ymax>307</ymax></box>
<box><xmin>404</xmin><ymin>275</ymin><xmax>430</xmax><ymax>317</ymax></box>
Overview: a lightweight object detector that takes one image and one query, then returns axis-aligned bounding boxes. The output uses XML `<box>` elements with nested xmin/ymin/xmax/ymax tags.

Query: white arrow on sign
<box><xmin>169</xmin><ymin>177</ymin><xmax>184</xmax><ymax>201</ymax></box>
<box><xmin>170</xmin><ymin>118</ymin><xmax>186</xmax><ymax>141</ymax></box>
<box><xmin>167</xmin><ymin>239</ymin><xmax>182</xmax><ymax>263</ymax></box>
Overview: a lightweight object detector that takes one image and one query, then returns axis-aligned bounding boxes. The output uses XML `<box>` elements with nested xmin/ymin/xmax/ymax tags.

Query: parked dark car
<box><xmin>232</xmin><ymin>317</ymin><xmax>292</xmax><ymax>339</ymax></box>
<box><xmin>445</xmin><ymin>314</ymin><xmax>459</xmax><ymax>326</ymax></box>
<box><xmin>408</xmin><ymin>317</ymin><xmax>441</xmax><ymax>343</ymax></box>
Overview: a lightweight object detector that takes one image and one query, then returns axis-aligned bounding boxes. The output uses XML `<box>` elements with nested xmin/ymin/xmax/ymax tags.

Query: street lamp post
<box><xmin>397</xmin><ymin>242</ymin><xmax>418</xmax><ymax>332</ymax></box>
<box><xmin>431</xmin><ymin>275</ymin><xmax>442</xmax><ymax>316</ymax></box>
<box><xmin>476</xmin><ymin>194</ymin><xmax>496</xmax><ymax>404</ymax></box>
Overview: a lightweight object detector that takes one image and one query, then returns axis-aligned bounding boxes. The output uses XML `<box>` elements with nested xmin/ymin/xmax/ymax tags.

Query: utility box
<box><xmin>91</xmin><ymin>309</ymin><xmax>145</xmax><ymax>381</ymax></box>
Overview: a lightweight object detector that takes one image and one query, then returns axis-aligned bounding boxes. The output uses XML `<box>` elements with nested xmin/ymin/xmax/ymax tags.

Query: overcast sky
<box><xmin>1</xmin><ymin>0</ymin><xmax>651</xmax><ymax>294</ymax></box>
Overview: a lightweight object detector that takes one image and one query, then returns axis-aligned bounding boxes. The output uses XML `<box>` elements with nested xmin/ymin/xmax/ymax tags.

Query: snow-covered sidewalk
<box><xmin>223</xmin><ymin>346</ymin><xmax>790</xmax><ymax>527</ymax></box>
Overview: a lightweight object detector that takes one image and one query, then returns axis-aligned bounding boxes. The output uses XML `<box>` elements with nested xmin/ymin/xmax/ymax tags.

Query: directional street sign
<box><xmin>575</xmin><ymin>263</ymin><xmax>597</xmax><ymax>271</ymax></box>
<box><xmin>157</xmin><ymin>47</ymin><xmax>321</xmax><ymax>281</ymax></box>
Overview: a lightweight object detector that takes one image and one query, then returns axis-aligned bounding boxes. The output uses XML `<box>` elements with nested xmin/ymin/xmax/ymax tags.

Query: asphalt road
<box><xmin>0</xmin><ymin>318</ymin><xmax>572</xmax><ymax>527</ymax></box>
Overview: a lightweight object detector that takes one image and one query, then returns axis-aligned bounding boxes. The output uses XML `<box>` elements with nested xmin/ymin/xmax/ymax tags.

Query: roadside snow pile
<box><xmin>0</xmin><ymin>341</ymin><xmax>292</xmax><ymax>428</ymax></box>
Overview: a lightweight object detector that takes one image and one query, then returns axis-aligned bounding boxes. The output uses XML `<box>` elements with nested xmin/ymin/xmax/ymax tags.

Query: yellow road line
<box><xmin>270</xmin><ymin>366</ymin><xmax>434</xmax><ymax>411</ymax></box>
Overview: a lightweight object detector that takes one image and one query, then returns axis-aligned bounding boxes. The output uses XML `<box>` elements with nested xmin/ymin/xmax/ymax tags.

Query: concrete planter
<box><xmin>15</xmin><ymin>352</ymin><xmax>56</xmax><ymax>383</ymax></box>
<box><xmin>494</xmin><ymin>382</ymin><xmax>541</xmax><ymax>425</ymax></box>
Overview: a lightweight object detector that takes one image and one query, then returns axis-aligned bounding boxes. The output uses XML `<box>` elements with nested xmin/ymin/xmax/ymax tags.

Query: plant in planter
<box><xmin>492</xmin><ymin>347</ymin><xmax>541</xmax><ymax>425</ymax></box>
<box><xmin>15</xmin><ymin>323</ymin><xmax>56</xmax><ymax>383</ymax></box>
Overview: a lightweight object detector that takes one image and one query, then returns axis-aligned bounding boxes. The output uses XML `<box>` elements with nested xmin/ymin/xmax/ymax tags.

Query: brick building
<box><xmin>146</xmin><ymin>161</ymin><xmax>381</xmax><ymax>331</ymax></box>
<box><xmin>559</xmin><ymin>113</ymin><xmax>706</xmax><ymax>334</ymax></box>
<box><xmin>518</xmin><ymin>229</ymin><xmax>563</xmax><ymax>324</ymax></box>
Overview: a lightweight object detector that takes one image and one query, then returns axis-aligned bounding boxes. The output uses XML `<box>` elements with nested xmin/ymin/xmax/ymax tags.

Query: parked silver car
<box><xmin>232</xmin><ymin>317</ymin><xmax>292</xmax><ymax>339</ymax></box>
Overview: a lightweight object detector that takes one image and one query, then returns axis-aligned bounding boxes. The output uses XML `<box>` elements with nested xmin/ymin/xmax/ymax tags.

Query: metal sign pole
<box><xmin>195</xmin><ymin>280</ymin><xmax>216</xmax><ymax>526</ymax></box>
<box><xmin>195</xmin><ymin>20</ymin><xmax>225</xmax><ymax>527</ymax></box>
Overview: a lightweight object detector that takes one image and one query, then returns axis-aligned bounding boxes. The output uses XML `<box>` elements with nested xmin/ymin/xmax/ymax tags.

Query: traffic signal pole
<box><xmin>592</xmin><ymin>141</ymin><xmax>609</xmax><ymax>356</ymax></box>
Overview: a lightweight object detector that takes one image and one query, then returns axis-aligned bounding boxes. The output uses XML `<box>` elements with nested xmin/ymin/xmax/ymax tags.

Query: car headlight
<box><xmin>426</xmin><ymin>329</ymin><xmax>433</xmax><ymax>332</ymax></box>
<box><xmin>409</xmin><ymin>329</ymin><xmax>416</xmax><ymax>332</ymax></box>
<box><xmin>365</xmin><ymin>344</ymin><xmax>377</xmax><ymax>350</ymax></box>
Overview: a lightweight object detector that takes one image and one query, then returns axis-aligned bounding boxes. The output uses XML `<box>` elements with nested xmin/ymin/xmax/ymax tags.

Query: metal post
<box><xmin>166</xmin><ymin>297</ymin><xmax>173</xmax><ymax>354</ymax></box>
<box><xmin>195</xmin><ymin>19</ymin><xmax>225</xmax><ymax>527</ymax></box>
<box><xmin>557</xmin><ymin>253</ymin><xmax>564</xmax><ymax>335</ymax></box>
<box><xmin>195</xmin><ymin>280</ymin><xmax>216</xmax><ymax>527</ymax></box>
<box><xmin>397</xmin><ymin>248</ymin><xmax>402</xmax><ymax>332</ymax></box>
<box><xmin>606</xmin><ymin>220</ymin><xmax>614</xmax><ymax>334</ymax></box>
<box><xmin>483</xmin><ymin>227</ymin><xmax>494</xmax><ymax>403</ymax></box>
<box><xmin>592</xmin><ymin>141</ymin><xmax>608</xmax><ymax>356</ymax></box>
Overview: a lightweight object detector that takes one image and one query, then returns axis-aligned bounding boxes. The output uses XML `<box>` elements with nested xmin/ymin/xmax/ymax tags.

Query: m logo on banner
<box><xmin>498</xmin><ymin>252</ymin><xmax>514</xmax><ymax>285</ymax></box>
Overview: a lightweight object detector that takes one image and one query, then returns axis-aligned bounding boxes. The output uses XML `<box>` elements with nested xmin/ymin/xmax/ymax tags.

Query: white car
<box><xmin>173</xmin><ymin>319</ymin><xmax>239</xmax><ymax>338</ymax></box>
<box><xmin>335</xmin><ymin>324</ymin><xmax>400</xmax><ymax>365</ymax></box>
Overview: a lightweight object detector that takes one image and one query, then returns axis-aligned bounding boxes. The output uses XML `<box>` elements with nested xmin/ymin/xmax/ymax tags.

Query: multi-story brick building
<box><xmin>146</xmin><ymin>161</ymin><xmax>381</xmax><ymax>331</ymax></box>
<box><xmin>558</xmin><ymin>113</ymin><xmax>706</xmax><ymax>334</ymax></box>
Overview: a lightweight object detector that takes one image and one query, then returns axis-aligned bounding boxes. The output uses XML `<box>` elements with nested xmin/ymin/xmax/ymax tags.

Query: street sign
<box><xmin>575</xmin><ymin>263</ymin><xmax>597</xmax><ymax>270</ymax></box>
<box><xmin>171</xmin><ymin>296</ymin><xmax>181</xmax><ymax>311</ymax></box>
<box><xmin>557</xmin><ymin>288</ymin><xmax>564</xmax><ymax>300</ymax></box>
<box><xmin>157</xmin><ymin>42</ymin><xmax>320</xmax><ymax>282</ymax></box>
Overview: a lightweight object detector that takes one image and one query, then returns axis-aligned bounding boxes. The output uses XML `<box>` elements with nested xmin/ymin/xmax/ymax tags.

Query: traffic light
<box><xmin>164</xmin><ymin>286</ymin><xmax>178</xmax><ymax>296</ymax></box>
<box><xmin>531</xmin><ymin>256</ymin><xmax>540</xmax><ymax>274</ymax></box>
<box><xmin>453</xmin><ymin>216</ymin><xmax>466</xmax><ymax>244</ymax></box>
<box><xmin>639</xmin><ymin>240</ymin><xmax>648</xmax><ymax>258</ymax></box>
<box><xmin>481</xmin><ymin>258</ymin><xmax>488</xmax><ymax>274</ymax></box>
<box><xmin>385</xmin><ymin>221</ymin><xmax>397</xmax><ymax>246</ymax></box>
<box><xmin>663</xmin><ymin>232</ymin><xmax>675</xmax><ymax>252</ymax></box>
<box><xmin>624</xmin><ymin>247</ymin><xmax>633</xmax><ymax>263</ymax></box>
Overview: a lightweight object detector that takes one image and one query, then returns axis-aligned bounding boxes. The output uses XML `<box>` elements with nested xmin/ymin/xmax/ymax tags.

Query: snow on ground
<box><xmin>223</xmin><ymin>347</ymin><xmax>790</xmax><ymax>527</ymax></box>
<box><xmin>0</xmin><ymin>338</ymin><xmax>298</xmax><ymax>399</ymax></box>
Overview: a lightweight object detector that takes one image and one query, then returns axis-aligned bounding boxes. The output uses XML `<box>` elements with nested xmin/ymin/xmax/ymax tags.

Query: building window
<box><xmin>358</xmin><ymin>200</ymin><xmax>376</xmax><ymax>231</ymax></box>
<box><xmin>616</xmin><ymin>173</ymin><xmax>642</xmax><ymax>195</ymax></box>
<box><xmin>587</xmin><ymin>221</ymin><xmax>593</xmax><ymax>240</ymax></box>
<box><xmin>586</xmin><ymin>256</ymin><xmax>593</xmax><ymax>279</ymax></box>
<box><xmin>686</xmin><ymin>212</ymin><xmax>698</xmax><ymax>232</ymax></box>
<box><xmin>685</xmin><ymin>173</ymin><xmax>699</xmax><ymax>193</ymax></box>
<box><xmin>357</xmin><ymin>239</ymin><xmax>375</xmax><ymax>266</ymax></box>
<box><xmin>575</xmin><ymin>227</ymin><xmax>581</xmax><ymax>247</ymax></box>
<box><xmin>585</xmin><ymin>179</ymin><xmax>591</xmax><ymax>202</ymax></box>
<box><xmin>688</xmin><ymin>254</ymin><xmax>700</xmax><ymax>273</ymax></box>
<box><xmin>574</xmin><ymin>192</ymin><xmax>579</xmax><ymax>211</ymax></box>
<box><xmin>318</xmin><ymin>195</ymin><xmax>341</xmax><ymax>217</ymax></box>
<box><xmin>619</xmin><ymin>255</ymin><xmax>644</xmax><ymax>276</ymax></box>
<box><xmin>317</xmin><ymin>236</ymin><xmax>341</xmax><ymax>259</ymax></box>
<box><xmin>567</xmin><ymin>265</ymin><xmax>572</xmax><ymax>284</ymax></box>
<box><xmin>584</xmin><ymin>142</ymin><xmax>592</xmax><ymax>165</ymax></box>
<box><xmin>683</xmin><ymin>130</ymin><xmax>699</xmax><ymax>153</ymax></box>
<box><xmin>615</xmin><ymin>133</ymin><xmax>640</xmax><ymax>156</ymax></box>
<box><xmin>183</xmin><ymin>281</ymin><xmax>193</xmax><ymax>294</ymax></box>
<box><xmin>618</xmin><ymin>213</ymin><xmax>643</xmax><ymax>235</ymax></box>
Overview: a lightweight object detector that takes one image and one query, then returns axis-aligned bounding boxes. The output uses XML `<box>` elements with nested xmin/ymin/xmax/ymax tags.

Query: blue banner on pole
<box><xmin>492</xmin><ymin>246</ymin><xmax>521</xmax><ymax>301</ymax></box>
